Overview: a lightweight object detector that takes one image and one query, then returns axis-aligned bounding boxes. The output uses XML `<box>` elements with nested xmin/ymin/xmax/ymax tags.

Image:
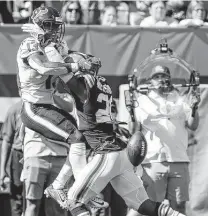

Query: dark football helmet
<box><xmin>30</xmin><ymin>6</ymin><xmax>65</xmax><ymax>46</ymax></box>
<box><xmin>86</xmin><ymin>55</ymin><xmax>102</xmax><ymax>76</ymax></box>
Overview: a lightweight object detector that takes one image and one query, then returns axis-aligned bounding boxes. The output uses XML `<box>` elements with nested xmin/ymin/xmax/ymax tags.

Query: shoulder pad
<box><xmin>19</xmin><ymin>37</ymin><xmax>42</xmax><ymax>59</ymax></box>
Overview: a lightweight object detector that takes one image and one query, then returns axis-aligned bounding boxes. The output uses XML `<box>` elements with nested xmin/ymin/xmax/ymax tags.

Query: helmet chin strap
<box><xmin>39</xmin><ymin>31</ymin><xmax>59</xmax><ymax>47</ymax></box>
<box><xmin>30</xmin><ymin>23</ymin><xmax>59</xmax><ymax>47</ymax></box>
<box><xmin>41</xmin><ymin>30</ymin><xmax>61</xmax><ymax>47</ymax></box>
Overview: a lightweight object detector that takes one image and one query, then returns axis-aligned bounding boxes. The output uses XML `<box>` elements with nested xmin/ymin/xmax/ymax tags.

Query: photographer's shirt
<box><xmin>135</xmin><ymin>90</ymin><xmax>191</xmax><ymax>163</ymax></box>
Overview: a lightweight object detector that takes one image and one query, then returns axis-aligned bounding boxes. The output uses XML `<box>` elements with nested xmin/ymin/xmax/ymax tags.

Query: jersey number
<box><xmin>96</xmin><ymin>93</ymin><xmax>113</xmax><ymax>122</ymax></box>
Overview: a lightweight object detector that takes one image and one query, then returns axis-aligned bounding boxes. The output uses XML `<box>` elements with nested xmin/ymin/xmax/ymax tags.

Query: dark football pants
<box><xmin>21</xmin><ymin>102</ymin><xmax>84</xmax><ymax>144</ymax></box>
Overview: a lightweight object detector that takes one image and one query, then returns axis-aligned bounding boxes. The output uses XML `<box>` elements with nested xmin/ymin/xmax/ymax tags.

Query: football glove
<box><xmin>21</xmin><ymin>23</ymin><xmax>44</xmax><ymax>37</ymax></box>
<box><xmin>78</xmin><ymin>58</ymin><xmax>93</xmax><ymax>72</ymax></box>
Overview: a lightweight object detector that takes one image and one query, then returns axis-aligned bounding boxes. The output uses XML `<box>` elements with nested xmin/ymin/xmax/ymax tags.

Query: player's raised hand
<box><xmin>21</xmin><ymin>23</ymin><xmax>44</xmax><ymax>35</ymax></box>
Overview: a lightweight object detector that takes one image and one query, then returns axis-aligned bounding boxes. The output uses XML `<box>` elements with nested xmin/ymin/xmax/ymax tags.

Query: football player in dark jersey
<box><xmin>45</xmin><ymin>53</ymin><xmax>186</xmax><ymax>216</ymax></box>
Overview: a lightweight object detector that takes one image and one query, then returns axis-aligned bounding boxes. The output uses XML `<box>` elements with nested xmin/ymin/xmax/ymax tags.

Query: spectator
<box><xmin>179</xmin><ymin>0</ymin><xmax>208</xmax><ymax>27</ymax></box>
<box><xmin>100</xmin><ymin>5</ymin><xmax>117</xmax><ymax>26</ymax></box>
<box><xmin>127</xmin><ymin>65</ymin><xmax>200</xmax><ymax>216</ymax></box>
<box><xmin>140</xmin><ymin>0</ymin><xmax>177</xmax><ymax>27</ymax></box>
<box><xmin>1</xmin><ymin>0</ymin><xmax>45</xmax><ymax>24</ymax></box>
<box><xmin>0</xmin><ymin>100</ymin><xmax>23</xmax><ymax>216</ymax></box>
<box><xmin>166</xmin><ymin>0</ymin><xmax>187</xmax><ymax>24</ymax></box>
<box><xmin>129</xmin><ymin>0</ymin><xmax>149</xmax><ymax>26</ymax></box>
<box><xmin>78</xmin><ymin>0</ymin><xmax>101</xmax><ymax>24</ymax></box>
<box><xmin>61</xmin><ymin>0</ymin><xmax>83</xmax><ymax>25</ymax></box>
<box><xmin>32</xmin><ymin>1</ymin><xmax>47</xmax><ymax>10</ymax></box>
<box><xmin>116</xmin><ymin>1</ymin><xmax>130</xmax><ymax>25</ymax></box>
<box><xmin>12</xmin><ymin>0</ymin><xmax>33</xmax><ymax>23</ymax></box>
<box><xmin>44</xmin><ymin>0</ymin><xmax>63</xmax><ymax>12</ymax></box>
<box><xmin>0</xmin><ymin>1</ymin><xmax>14</xmax><ymax>24</ymax></box>
<box><xmin>21</xmin><ymin>126</ymin><xmax>71</xmax><ymax>216</ymax></box>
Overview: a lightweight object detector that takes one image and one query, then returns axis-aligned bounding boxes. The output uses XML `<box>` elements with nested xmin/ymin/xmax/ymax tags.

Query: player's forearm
<box><xmin>42</xmin><ymin>62</ymin><xmax>79</xmax><ymax>74</ymax></box>
<box><xmin>35</xmin><ymin>61</ymin><xmax>78</xmax><ymax>75</ymax></box>
<box><xmin>39</xmin><ymin>66</ymin><xmax>68</xmax><ymax>75</ymax></box>
<box><xmin>0</xmin><ymin>140</ymin><xmax>12</xmax><ymax>177</ymax></box>
<box><xmin>28</xmin><ymin>55</ymin><xmax>79</xmax><ymax>75</ymax></box>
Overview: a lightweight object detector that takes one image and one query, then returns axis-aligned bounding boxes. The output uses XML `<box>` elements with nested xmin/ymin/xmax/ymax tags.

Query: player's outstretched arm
<box><xmin>27</xmin><ymin>52</ymin><xmax>79</xmax><ymax>76</ymax></box>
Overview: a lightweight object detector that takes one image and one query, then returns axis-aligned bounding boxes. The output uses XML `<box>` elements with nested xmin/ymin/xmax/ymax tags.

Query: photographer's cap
<box><xmin>150</xmin><ymin>65</ymin><xmax>170</xmax><ymax>79</ymax></box>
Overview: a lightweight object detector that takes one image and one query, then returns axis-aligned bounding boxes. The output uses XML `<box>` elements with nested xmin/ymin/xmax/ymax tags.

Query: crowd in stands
<box><xmin>1</xmin><ymin>0</ymin><xmax>208</xmax><ymax>27</ymax></box>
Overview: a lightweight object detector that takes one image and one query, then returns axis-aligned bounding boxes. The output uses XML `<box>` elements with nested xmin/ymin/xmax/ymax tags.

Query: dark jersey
<box><xmin>58</xmin><ymin>75</ymin><xmax>126</xmax><ymax>153</ymax></box>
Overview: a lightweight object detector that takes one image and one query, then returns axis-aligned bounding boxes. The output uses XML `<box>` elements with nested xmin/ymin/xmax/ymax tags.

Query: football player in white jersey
<box><xmin>17</xmin><ymin>6</ymin><xmax>98</xmax><ymax>202</ymax></box>
<box><xmin>17</xmin><ymin>5</ymin><xmax>93</xmax><ymax>144</ymax></box>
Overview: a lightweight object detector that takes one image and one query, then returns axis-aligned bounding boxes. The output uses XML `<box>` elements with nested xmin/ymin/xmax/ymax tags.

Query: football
<box><xmin>127</xmin><ymin>131</ymin><xmax>147</xmax><ymax>166</ymax></box>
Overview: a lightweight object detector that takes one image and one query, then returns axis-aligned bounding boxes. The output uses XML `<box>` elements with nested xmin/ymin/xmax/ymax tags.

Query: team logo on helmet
<box><xmin>24</xmin><ymin>6</ymin><xmax>65</xmax><ymax>47</ymax></box>
<box><xmin>32</xmin><ymin>7</ymin><xmax>48</xmax><ymax>24</ymax></box>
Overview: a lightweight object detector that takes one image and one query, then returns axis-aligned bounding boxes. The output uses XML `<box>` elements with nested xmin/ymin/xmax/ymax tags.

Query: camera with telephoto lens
<box><xmin>160</xmin><ymin>42</ymin><xmax>168</xmax><ymax>53</ymax></box>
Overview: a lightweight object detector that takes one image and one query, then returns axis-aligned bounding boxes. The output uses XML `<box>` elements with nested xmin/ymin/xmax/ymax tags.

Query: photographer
<box><xmin>128</xmin><ymin>65</ymin><xmax>199</xmax><ymax>216</ymax></box>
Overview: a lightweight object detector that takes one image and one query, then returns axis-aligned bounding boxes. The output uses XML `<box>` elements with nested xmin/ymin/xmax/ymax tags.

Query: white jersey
<box><xmin>17</xmin><ymin>37</ymin><xmax>69</xmax><ymax>104</ymax></box>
